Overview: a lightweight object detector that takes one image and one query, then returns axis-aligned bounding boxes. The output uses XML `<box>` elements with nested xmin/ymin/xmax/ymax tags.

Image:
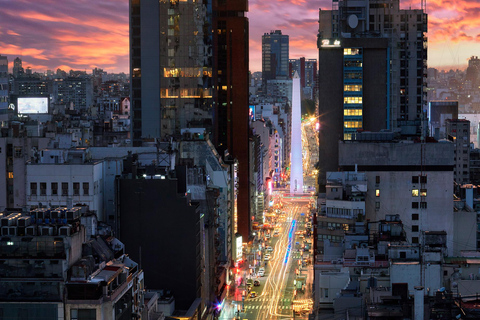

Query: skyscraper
<box><xmin>129</xmin><ymin>0</ymin><xmax>250</xmax><ymax>237</ymax></box>
<box><xmin>0</xmin><ymin>55</ymin><xmax>7</xmax><ymax>111</ymax></box>
<box><xmin>13</xmin><ymin>57</ymin><xmax>23</xmax><ymax>78</ymax></box>
<box><xmin>317</xmin><ymin>0</ymin><xmax>427</xmax><ymax>189</ymax></box>
<box><xmin>262</xmin><ymin>30</ymin><xmax>289</xmax><ymax>90</ymax></box>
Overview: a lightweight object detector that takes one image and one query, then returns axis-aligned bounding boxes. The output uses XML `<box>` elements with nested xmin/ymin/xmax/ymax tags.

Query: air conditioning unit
<box><xmin>40</xmin><ymin>226</ymin><xmax>53</xmax><ymax>236</ymax></box>
<box><xmin>66</xmin><ymin>209</ymin><xmax>81</xmax><ymax>222</ymax></box>
<box><xmin>52</xmin><ymin>210</ymin><xmax>65</xmax><ymax>220</ymax></box>
<box><xmin>26</xmin><ymin>226</ymin><xmax>37</xmax><ymax>236</ymax></box>
<box><xmin>18</xmin><ymin>216</ymin><xmax>32</xmax><ymax>227</ymax></box>
<box><xmin>8</xmin><ymin>226</ymin><xmax>17</xmax><ymax>236</ymax></box>
<box><xmin>1</xmin><ymin>226</ymin><xmax>10</xmax><ymax>236</ymax></box>
<box><xmin>36</xmin><ymin>210</ymin><xmax>45</xmax><ymax>220</ymax></box>
<box><xmin>59</xmin><ymin>226</ymin><xmax>71</xmax><ymax>236</ymax></box>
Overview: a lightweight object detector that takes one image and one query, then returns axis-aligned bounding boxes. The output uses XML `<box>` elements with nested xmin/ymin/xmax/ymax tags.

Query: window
<box><xmin>14</xmin><ymin>147</ymin><xmax>22</xmax><ymax>158</ymax></box>
<box><xmin>420</xmin><ymin>202</ymin><xmax>427</xmax><ymax>209</ymax></box>
<box><xmin>412</xmin><ymin>237</ymin><xmax>419</xmax><ymax>244</ymax></box>
<box><xmin>51</xmin><ymin>182</ymin><xmax>58</xmax><ymax>195</ymax></box>
<box><xmin>73</xmin><ymin>182</ymin><xmax>80</xmax><ymax>196</ymax></box>
<box><xmin>400</xmin><ymin>252</ymin><xmax>406</xmax><ymax>259</ymax></box>
<box><xmin>40</xmin><ymin>183</ymin><xmax>46</xmax><ymax>196</ymax></box>
<box><xmin>71</xmin><ymin>309</ymin><xmax>96</xmax><ymax>320</ymax></box>
<box><xmin>376</xmin><ymin>176</ymin><xmax>380</xmax><ymax>184</ymax></box>
<box><xmin>343</xmin><ymin>109</ymin><xmax>363</xmax><ymax>116</ymax></box>
<box><xmin>412</xmin><ymin>189</ymin><xmax>419</xmax><ymax>197</ymax></box>
<box><xmin>375</xmin><ymin>189</ymin><xmax>380</xmax><ymax>197</ymax></box>
<box><xmin>420</xmin><ymin>189</ymin><xmax>427</xmax><ymax>197</ymax></box>
<box><xmin>420</xmin><ymin>176</ymin><xmax>427</xmax><ymax>184</ymax></box>
<box><xmin>412</xmin><ymin>176</ymin><xmax>419</xmax><ymax>183</ymax></box>
<box><xmin>412</xmin><ymin>213</ymin><xmax>419</xmax><ymax>220</ymax></box>
<box><xmin>375</xmin><ymin>202</ymin><xmax>380</xmax><ymax>210</ymax></box>
<box><xmin>344</xmin><ymin>96</ymin><xmax>363</xmax><ymax>104</ymax></box>
<box><xmin>324</xmin><ymin>288</ymin><xmax>329</xmax><ymax>298</ymax></box>
<box><xmin>7</xmin><ymin>172</ymin><xmax>13</xmax><ymax>179</ymax></box>
<box><xmin>30</xmin><ymin>183</ymin><xmax>37</xmax><ymax>196</ymax></box>
<box><xmin>412</xmin><ymin>225</ymin><xmax>419</xmax><ymax>232</ymax></box>
<box><xmin>344</xmin><ymin>121</ymin><xmax>362</xmax><ymax>128</ymax></box>
<box><xmin>62</xmin><ymin>182</ymin><xmax>68</xmax><ymax>196</ymax></box>
<box><xmin>412</xmin><ymin>202</ymin><xmax>419</xmax><ymax>209</ymax></box>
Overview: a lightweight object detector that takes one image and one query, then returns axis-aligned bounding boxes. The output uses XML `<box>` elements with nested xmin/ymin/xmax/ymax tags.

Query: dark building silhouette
<box><xmin>116</xmin><ymin>165</ymin><xmax>202</xmax><ymax>310</ymax></box>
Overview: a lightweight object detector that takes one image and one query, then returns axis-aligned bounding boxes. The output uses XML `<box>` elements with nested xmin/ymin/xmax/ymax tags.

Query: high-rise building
<box><xmin>289</xmin><ymin>57</ymin><xmax>317</xmax><ymax>100</ymax></box>
<box><xmin>446</xmin><ymin>119</ymin><xmax>470</xmax><ymax>184</ymax></box>
<box><xmin>129</xmin><ymin>0</ymin><xmax>251</xmax><ymax>245</ymax></box>
<box><xmin>262</xmin><ymin>30</ymin><xmax>289</xmax><ymax>90</ymax></box>
<box><xmin>466</xmin><ymin>56</ymin><xmax>480</xmax><ymax>88</ymax></box>
<box><xmin>317</xmin><ymin>0</ymin><xmax>427</xmax><ymax>190</ymax></box>
<box><xmin>0</xmin><ymin>55</ymin><xmax>7</xmax><ymax>111</ymax></box>
<box><xmin>13</xmin><ymin>57</ymin><xmax>23</xmax><ymax>78</ymax></box>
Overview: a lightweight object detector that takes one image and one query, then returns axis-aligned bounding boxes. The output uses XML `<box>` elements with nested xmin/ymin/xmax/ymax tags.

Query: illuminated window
<box><xmin>344</xmin><ymin>48</ymin><xmax>362</xmax><ymax>55</ymax></box>
<box><xmin>420</xmin><ymin>189</ymin><xmax>427</xmax><ymax>197</ymax></box>
<box><xmin>412</xmin><ymin>189</ymin><xmax>419</xmax><ymax>197</ymax></box>
<box><xmin>344</xmin><ymin>96</ymin><xmax>363</xmax><ymax>104</ymax></box>
<box><xmin>344</xmin><ymin>133</ymin><xmax>352</xmax><ymax>140</ymax></box>
<box><xmin>344</xmin><ymin>109</ymin><xmax>363</xmax><ymax>116</ymax></box>
<box><xmin>8</xmin><ymin>172</ymin><xmax>13</xmax><ymax>179</ymax></box>
<box><xmin>375</xmin><ymin>189</ymin><xmax>380</xmax><ymax>197</ymax></box>
<box><xmin>344</xmin><ymin>85</ymin><xmax>362</xmax><ymax>92</ymax></box>
<box><xmin>344</xmin><ymin>121</ymin><xmax>362</xmax><ymax>128</ymax></box>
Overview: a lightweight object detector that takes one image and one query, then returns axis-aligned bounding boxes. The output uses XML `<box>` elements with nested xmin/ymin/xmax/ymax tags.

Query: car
<box><xmin>264</xmin><ymin>254</ymin><xmax>271</xmax><ymax>261</ymax></box>
<box><xmin>258</xmin><ymin>270</ymin><xmax>265</xmax><ymax>277</ymax></box>
<box><xmin>266</xmin><ymin>246</ymin><xmax>273</xmax><ymax>252</ymax></box>
<box><xmin>265</xmin><ymin>233</ymin><xmax>271</xmax><ymax>239</ymax></box>
<box><xmin>249</xmin><ymin>291</ymin><xmax>257</xmax><ymax>298</ymax></box>
<box><xmin>246</xmin><ymin>279</ymin><xmax>253</xmax><ymax>287</ymax></box>
<box><xmin>254</xmin><ymin>280</ymin><xmax>260</xmax><ymax>286</ymax></box>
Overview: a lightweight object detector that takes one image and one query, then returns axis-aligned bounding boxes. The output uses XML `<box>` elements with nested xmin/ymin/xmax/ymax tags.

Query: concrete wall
<box><xmin>339</xmin><ymin>141</ymin><xmax>454</xmax><ymax>168</ymax></box>
<box><xmin>453</xmin><ymin>210</ymin><xmax>477</xmax><ymax>256</ymax></box>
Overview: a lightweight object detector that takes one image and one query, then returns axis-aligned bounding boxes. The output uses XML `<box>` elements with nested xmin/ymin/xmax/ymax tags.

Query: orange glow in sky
<box><xmin>0</xmin><ymin>0</ymin><xmax>477</xmax><ymax>73</ymax></box>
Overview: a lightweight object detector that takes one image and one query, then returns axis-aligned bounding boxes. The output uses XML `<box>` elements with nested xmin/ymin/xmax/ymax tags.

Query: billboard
<box><xmin>18</xmin><ymin>97</ymin><xmax>49</xmax><ymax>114</ymax></box>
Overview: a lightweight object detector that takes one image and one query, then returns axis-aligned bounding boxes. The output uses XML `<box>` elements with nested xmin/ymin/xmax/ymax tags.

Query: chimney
<box><xmin>414</xmin><ymin>286</ymin><xmax>424</xmax><ymax>320</ymax></box>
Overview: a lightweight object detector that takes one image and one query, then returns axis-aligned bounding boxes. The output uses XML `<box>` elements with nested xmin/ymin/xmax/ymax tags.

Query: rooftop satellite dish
<box><xmin>348</xmin><ymin>14</ymin><xmax>359</xmax><ymax>29</ymax></box>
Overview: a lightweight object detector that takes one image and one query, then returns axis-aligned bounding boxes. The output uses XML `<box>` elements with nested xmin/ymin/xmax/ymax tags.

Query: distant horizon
<box><xmin>1</xmin><ymin>0</ymin><xmax>477</xmax><ymax>74</ymax></box>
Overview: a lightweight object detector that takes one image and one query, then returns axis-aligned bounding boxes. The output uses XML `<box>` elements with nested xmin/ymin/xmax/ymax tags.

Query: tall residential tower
<box><xmin>317</xmin><ymin>0</ymin><xmax>427</xmax><ymax>190</ymax></box>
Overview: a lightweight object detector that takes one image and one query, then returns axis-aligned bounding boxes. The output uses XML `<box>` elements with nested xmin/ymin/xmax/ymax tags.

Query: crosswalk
<box><xmin>251</xmin><ymin>298</ymin><xmax>291</xmax><ymax>302</ymax></box>
<box><xmin>244</xmin><ymin>298</ymin><xmax>293</xmax><ymax>310</ymax></box>
<box><xmin>245</xmin><ymin>305</ymin><xmax>292</xmax><ymax>310</ymax></box>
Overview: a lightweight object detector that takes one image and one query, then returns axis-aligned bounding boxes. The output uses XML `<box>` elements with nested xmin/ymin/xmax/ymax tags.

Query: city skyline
<box><xmin>0</xmin><ymin>0</ymin><xmax>478</xmax><ymax>73</ymax></box>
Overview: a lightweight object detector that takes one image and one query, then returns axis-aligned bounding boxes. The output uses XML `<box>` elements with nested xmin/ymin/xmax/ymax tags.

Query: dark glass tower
<box><xmin>129</xmin><ymin>0</ymin><xmax>251</xmax><ymax>239</ymax></box>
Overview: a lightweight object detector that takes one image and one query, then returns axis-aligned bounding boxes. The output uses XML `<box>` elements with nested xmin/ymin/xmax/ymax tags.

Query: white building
<box><xmin>339</xmin><ymin>140</ymin><xmax>455</xmax><ymax>256</ymax></box>
<box><xmin>26</xmin><ymin>148</ymin><xmax>104</xmax><ymax>219</ymax></box>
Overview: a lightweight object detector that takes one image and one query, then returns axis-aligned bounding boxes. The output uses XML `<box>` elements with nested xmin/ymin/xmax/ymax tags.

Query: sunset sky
<box><xmin>0</xmin><ymin>0</ymin><xmax>478</xmax><ymax>73</ymax></box>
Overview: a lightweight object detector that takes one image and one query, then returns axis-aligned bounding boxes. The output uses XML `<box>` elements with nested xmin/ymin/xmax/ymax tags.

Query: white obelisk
<box><xmin>290</xmin><ymin>71</ymin><xmax>303</xmax><ymax>194</ymax></box>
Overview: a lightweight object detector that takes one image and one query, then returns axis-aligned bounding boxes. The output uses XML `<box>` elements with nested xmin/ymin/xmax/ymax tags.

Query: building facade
<box><xmin>262</xmin><ymin>30</ymin><xmax>289</xmax><ymax>90</ymax></box>
<box><xmin>317</xmin><ymin>0</ymin><xmax>428</xmax><ymax>189</ymax></box>
<box><xmin>129</xmin><ymin>0</ymin><xmax>251</xmax><ymax>241</ymax></box>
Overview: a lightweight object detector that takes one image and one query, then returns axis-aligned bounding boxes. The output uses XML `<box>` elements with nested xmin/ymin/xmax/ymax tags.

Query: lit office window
<box><xmin>344</xmin><ymin>85</ymin><xmax>363</xmax><ymax>91</ymax></box>
<box><xmin>344</xmin><ymin>121</ymin><xmax>362</xmax><ymax>128</ymax></box>
<box><xmin>344</xmin><ymin>109</ymin><xmax>363</xmax><ymax>116</ymax></box>
<box><xmin>344</xmin><ymin>97</ymin><xmax>363</xmax><ymax>104</ymax></box>
<box><xmin>344</xmin><ymin>48</ymin><xmax>362</xmax><ymax>55</ymax></box>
